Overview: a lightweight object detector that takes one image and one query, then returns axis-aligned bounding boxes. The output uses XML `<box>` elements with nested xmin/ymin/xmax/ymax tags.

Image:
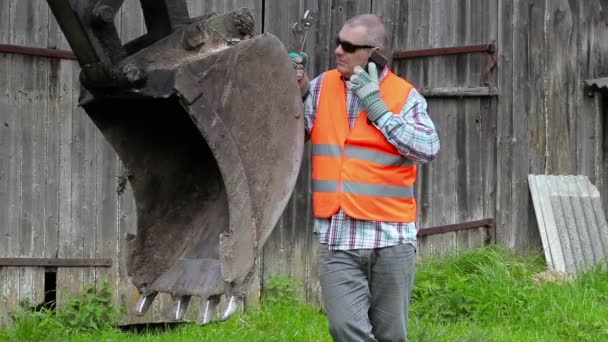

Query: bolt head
<box><xmin>94</xmin><ymin>5</ymin><xmax>115</xmax><ymax>24</ymax></box>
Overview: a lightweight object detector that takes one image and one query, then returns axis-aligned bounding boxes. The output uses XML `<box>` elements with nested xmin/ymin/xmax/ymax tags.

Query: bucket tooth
<box><xmin>171</xmin><ymin>296</ymin><xmax>191</xmax><ymax>321</ymax></box>
<box><xmin>134</xmin><ymin>292</ymin><xmax>157</xmax><ymax>316</ymax></box>
<box><xmin>197</xmin><ymin>296</ymin><xmax>221</xmax><ymax>325</ymax></box>
<box><xmin>219</xmin><ymin>295</ymin><xmax>242</xmax><ymax>321</ymax></box>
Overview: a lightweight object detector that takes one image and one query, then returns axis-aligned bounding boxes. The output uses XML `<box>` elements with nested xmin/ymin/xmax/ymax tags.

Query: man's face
<box><xmin>335</xmin><ymin>25</ymin><xmax>374</xmax><ymax>79</ymax></box>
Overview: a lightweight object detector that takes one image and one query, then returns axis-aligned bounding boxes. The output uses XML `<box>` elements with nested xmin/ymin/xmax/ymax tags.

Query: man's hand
<box><xmin>346</xmin><ymin>62</ymin><xmax>390</xmax><ymax>123</ymax></box>
<box><xmin>289</xmin><ymin>52</ymin><xmax>310</xmax><ymax>98</ymax></box>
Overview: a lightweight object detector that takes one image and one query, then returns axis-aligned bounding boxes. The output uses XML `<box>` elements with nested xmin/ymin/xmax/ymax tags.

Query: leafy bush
<box><xmin>56</xmin><ymin>282</ymin><xmax>125</xmax><ymax>333</ymax></box>
<box><xmin>263</xmin><ymin>275</ymin><xmax>302</xmax><ymax>306</ymax></box>
<box><xmin>3</xmin><ymin>281</ymin><xmax>124</xmax><ymax>340</ymax></box>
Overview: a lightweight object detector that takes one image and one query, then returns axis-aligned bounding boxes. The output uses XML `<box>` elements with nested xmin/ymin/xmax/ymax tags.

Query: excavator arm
<box><xmin>46</xmin><ymin>0</ymin><xmax>304</xmax><ymax>324</ymax></box>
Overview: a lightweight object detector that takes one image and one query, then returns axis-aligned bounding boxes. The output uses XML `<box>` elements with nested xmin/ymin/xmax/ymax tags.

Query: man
<box><xmin>290</xmin><ymin>14</ymin><xmax>440</xmax><ymax>341</ymax></box>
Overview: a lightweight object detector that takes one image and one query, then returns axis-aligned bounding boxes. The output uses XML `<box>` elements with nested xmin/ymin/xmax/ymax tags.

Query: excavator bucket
<box><xmin>46</xmin><ymin>2</ymin><xmax>304</xmax><ymax>323</ymax></box>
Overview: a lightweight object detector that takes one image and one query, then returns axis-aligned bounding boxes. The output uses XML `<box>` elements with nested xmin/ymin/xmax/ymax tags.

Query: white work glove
<box><xmin>346</xmin><ymin>62</ymin><xmax>390</xmax><ymax>122</ymax></box>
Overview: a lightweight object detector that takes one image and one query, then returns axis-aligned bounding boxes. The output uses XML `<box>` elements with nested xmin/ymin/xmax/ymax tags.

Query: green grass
<box><xmin>409</xmin><ymin>246</ymin><xmax>608</xmax><ymax>341</ymax></box>
<box><xmin>2</xmin><ymin>246</ymin><xmax>608</xmax><ymax>341</ymax></box>
<box><xmin>0</xmin><ymin>303</ymin><xmax>330</xmax><ymax>342</ymax></box>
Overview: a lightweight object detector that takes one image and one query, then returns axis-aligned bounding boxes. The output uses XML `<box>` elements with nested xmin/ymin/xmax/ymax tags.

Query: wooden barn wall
<box><xmin>1</xmin><ymin>0</ymin><xmax>607</xmax><ymax>324</ymax></box>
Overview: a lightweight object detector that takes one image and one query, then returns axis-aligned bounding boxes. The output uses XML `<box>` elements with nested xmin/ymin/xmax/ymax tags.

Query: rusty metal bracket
<box><xmin>0</xmin><ymin>258</ymin><xmax>113</xmax><ymax>267</ymax></box>
<box><xmin>0</xmin><ymin>43</ymin><xmax>76</xmax><ymax>60</ymax></box>
<box><xmin>393</xmin><ymin>42</ymin><xmax>497</xmax><ymax>89</ymax></box>
<box><xmin>392</xmin><ymin>43</ymin><xmax>495</xmax><ymax>60</ymax></box>
<box><xmin>417</xmin><ymin>218</ymin><xmax>496</xmax><ymax>244</ymax></box>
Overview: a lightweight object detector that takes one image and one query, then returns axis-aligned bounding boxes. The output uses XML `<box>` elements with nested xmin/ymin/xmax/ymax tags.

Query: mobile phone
<box><xmin>364</xmin><ymin>50</ymin><xmax>389</xmax><ymax>125</ymax></box>
<box><xmin>366</xmin><ymin>49</ymin><xmax>389</xmax><ymax>71</ymax></box>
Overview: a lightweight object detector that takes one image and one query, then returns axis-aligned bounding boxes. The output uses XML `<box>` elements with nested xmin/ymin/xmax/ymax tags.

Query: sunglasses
<box><xmin>335</xmin><ymin>37</ymin><xmax>375</xmax><ymax>53</ymax></box>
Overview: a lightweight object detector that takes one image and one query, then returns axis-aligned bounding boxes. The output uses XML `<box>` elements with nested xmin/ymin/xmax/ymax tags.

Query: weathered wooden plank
<box><xmin>527</xmin><ymin>0</ymin><xmax>549</xmax><ymax>246</ymax></box>
<box><xmin>44</xmin><ymin>2</ymin><xmax>69</xmax><ymax>266</ymax></box>
<box><xmin>496</xmin><ymin>0</ymin><xmax>514</xmax><ymax>248</ymax></box>
<box><xmin>426</xmin><ymin>0</ymin><xmax>445</xmax><ymax>251</ymax></box>
<box><xmin>70</xmin><ymin>67</ymin><xmax>86</xmax><ymax>279</ymax></box>
<box><xmin>58</xmin><ymin>60</ymin><xmax>89</xmax><ymax>306</ymax></box>
<box><xmin>0</xmin><ymin>0</ymin><xmax>12</xmax><ymax>324</ymax></box>
<box><xmin>400</xmin><ymin>0</ymin><xmax>432</xmax><ymax>85</ymax></box>
<box><xmin>108</xmin><ymin>1</ymin><xmax>130</xmax><ymax>318</ymax></box>
<box><xmin>36</xmin><ymin>3</ymin><xmax>51</xmax><ymax>303</ymax></box>
<box><xmin>465</xmin><ymin>0</ymin><xmax>483</xmax><ymax>89</ymax></box>
<box><xmin>528</xmin><ymin>0</ymin><xmax>546</xmax><ymax>177</ymax></box>
<box><xmin>80</xmin><ymin>70</ymin><xmax>98</xmax><ymax>293</ymax></box>
<box><xmin>601</xmin><ymin>95</ymin><xmax>608</xmax><ymax>217</ymax></box>
<box><xmin>458</xmin><ymin>98</ymin><xmax>483</xmax><ymax>249</ymax></box>
<box><xmin>545</xmin><ymin>0</ymin><xmax>576</xmax><ymax>174</ymax></box>
<box><xmin>575</xmin><ymin>1</ymin><xmax>601</xmax><ymax>182</ymax></box>
<box><xmin>481</xmin><ymin>0</ymin><xmax>498</xmax><ymax>238</ymax></box>
<box><xmin>22</xmin><ymin>0</ymin><xmax>49</xmax><ymax>305</ymax></box>
<box><xmin>97</xmin><ymin>134</ymin><xmax>120</xmax><ymax>318</ymax></box>
<box><xmin>434</xmin><ymin>0</ymin><xmax>460</xmax><ymax>254</ymax></box>
<box><xmin>514</xmin><ymin>0</ymin><xmax>537</xmax><ymax>251</ymax></box>
<box><xmin>458</xmin><ymin>0</ymin><xmax>485</xmax><ymax>250</ymax></box>
<box><xmin>18</xmin><ymin>3</ymin><xmax>36</xmax><ymax>263</ymax></box>
<box><xmin>309</xmin><ymin>0</ymin><xmax>333</xmax><ymax>81</ymax></box>
<box><xmin>44</xmin><ymin>12</ymin><xmax>72</xmax><ymax>315</ymax></box>
<box><xmin>5</xmin><ymin>0</ymin><xmax>24</xmax><ymax>314</ymax></box>
<box><xmin>55</xmin><ymin>56</ymin><xmax>75</xmax><ymax>308</ymax></box>
<box><xmin>18</xmin><ymin>55</ymin><xmax>38</xmax><ymax>312</ymax></box>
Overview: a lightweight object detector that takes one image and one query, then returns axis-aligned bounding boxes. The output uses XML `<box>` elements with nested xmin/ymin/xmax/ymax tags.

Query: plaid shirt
<box><xmin>304</xmin><ymin>67</ymin><xmax>440</xmax><ymax>250</ymax></box>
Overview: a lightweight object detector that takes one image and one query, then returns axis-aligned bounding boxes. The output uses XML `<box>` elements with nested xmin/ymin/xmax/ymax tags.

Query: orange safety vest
<box><xmin>310</xmin><ymin>69</ymin><xmax>417</xmax><ymax>222</ymax></box>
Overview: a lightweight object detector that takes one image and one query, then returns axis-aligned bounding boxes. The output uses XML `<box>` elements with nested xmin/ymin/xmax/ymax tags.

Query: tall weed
<box><xmin>3</xmin><ymin>281</ymin><xmax>124</xmax><ymax>340</ymax></box>
<box><xmin>263</xmin><ymin>275</ymin><xmax>302</xmax><ymax>306</ymax></box>
<box><xmin>56</xmin><ymin>282</ymin><xmax>125</xmax><ymax>333</ymax></box>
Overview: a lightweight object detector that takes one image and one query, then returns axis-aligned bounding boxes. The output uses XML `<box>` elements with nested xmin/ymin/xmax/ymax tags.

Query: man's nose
<box><xmin>335</xmin><ymin>44</ymin><xmax>343</xmax><ymax>56</ymax></box>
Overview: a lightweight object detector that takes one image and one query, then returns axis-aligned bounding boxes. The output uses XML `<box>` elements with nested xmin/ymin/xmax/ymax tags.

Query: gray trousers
<box><xmin>319</xmin><ymin>243</ymin><xmax>416</xmax><ymax>342</ymax></box>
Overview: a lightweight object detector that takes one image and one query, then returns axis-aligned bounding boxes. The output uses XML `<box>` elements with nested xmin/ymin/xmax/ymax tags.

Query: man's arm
<box><xmin>373</xmin><ymin>89</ymin><xmax>440</xmax><ymax>163</ymax></box>
<box><xmin>347</xmin><ymin>63</ymin><xmax>439</xmax><ymax>163</ymax></box>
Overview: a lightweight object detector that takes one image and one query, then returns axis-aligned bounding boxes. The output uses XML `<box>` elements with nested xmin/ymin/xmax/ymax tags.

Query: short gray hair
<box><xmin>343</xmin><ymin>14</ymin><xmax>386</xmax><ymax>48</ymax></box>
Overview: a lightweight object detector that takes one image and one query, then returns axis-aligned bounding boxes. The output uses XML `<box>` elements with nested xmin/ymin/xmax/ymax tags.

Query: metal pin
<box><xmin>134</xmin><ymin>292</ymin><xmax>157</xmax><ymax>316</ymax></box>
<box><xmin>197</xmin><ymin>296</ymin><xmax>221</xmax><ymax>325</ymax></box>
<box><xmin>219</xmin><ymin>295</ymin><xmax>242</xmax><ymax>321</ymax></box>
<box><xmin>172</xmin><ymin>296</ymin><xmax>191</xmax><ymax>321</ymax></box>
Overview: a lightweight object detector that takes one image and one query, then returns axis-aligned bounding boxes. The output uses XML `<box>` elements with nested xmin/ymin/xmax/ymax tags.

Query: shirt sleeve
<box><xmin>303</xmin><ymin>73</ymin><xmax>324</xmax><ymax>135</ymax></box>
<box><xmin>373</xmin><ymin>88</ymin><xmax>440</xmax><ymax>163</ymax></box>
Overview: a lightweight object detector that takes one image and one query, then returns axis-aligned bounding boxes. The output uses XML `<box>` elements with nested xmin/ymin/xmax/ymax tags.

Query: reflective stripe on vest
<box><xmin>313</xmin><ymin>144</ymin><xmax>414</xmax><ymax>167</ymax></box>
<box><xmin>313</xmin><ymin>180</ymin><xmax>414</xmax><ymax>199</ymax></box>
<box><xmin>310</xmin><ymin>69</ymin><xmax>417</xmax><ymax>222</ymax></box>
